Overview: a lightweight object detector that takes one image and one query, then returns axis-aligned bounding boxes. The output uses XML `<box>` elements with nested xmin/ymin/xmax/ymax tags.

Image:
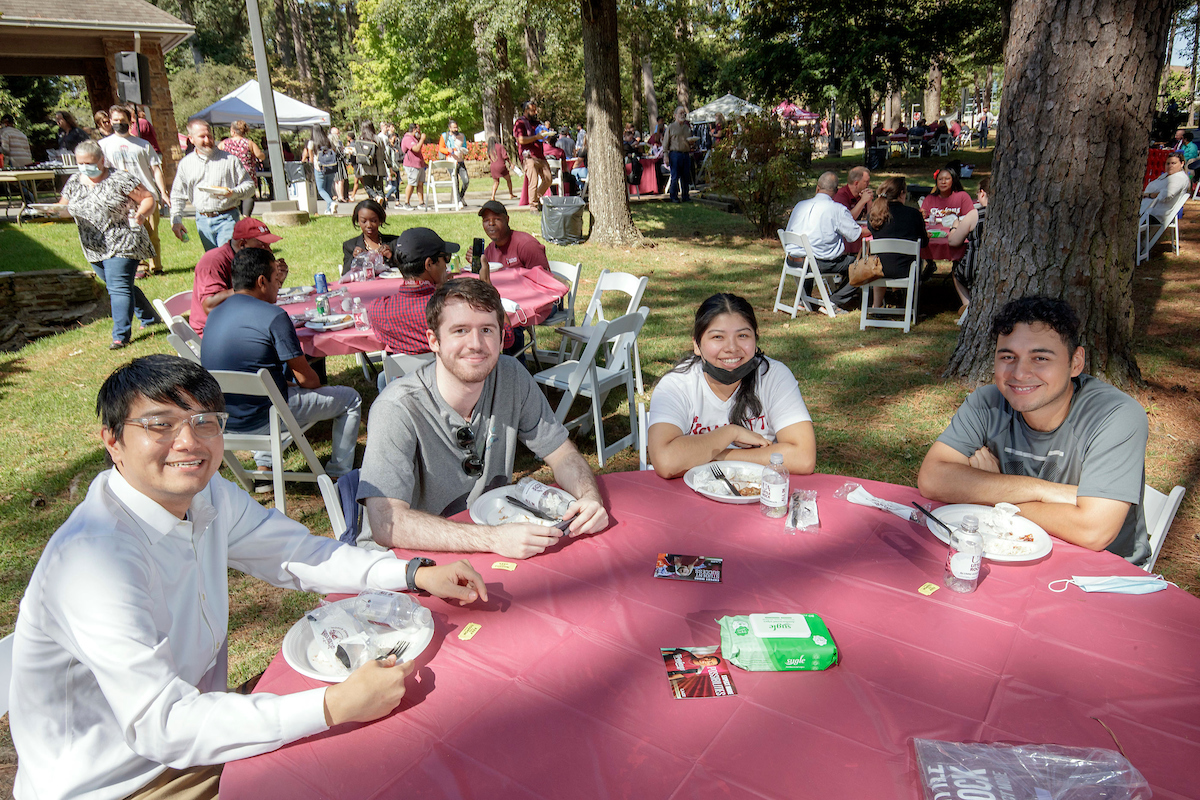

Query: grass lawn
<box><xmin>0</xmin><ymin>149</ymin><xmax>1196</xmax><ymax>781</ymax></box>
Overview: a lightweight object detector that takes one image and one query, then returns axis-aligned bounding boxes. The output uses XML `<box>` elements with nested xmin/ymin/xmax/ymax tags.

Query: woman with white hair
<box><xmin>57</xmin><ymin>139</ymin><xmax>159</xmax><ymax>349</ymax></box>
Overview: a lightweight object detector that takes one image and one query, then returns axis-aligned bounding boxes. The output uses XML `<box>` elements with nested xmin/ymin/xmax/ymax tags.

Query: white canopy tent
<box><xmin>688</xmin><ymin>94</ymin><xmax>763</xmax><ymax>124</ymax></box>
<box><xmin>191</xmin><ymin>80</ymin><xmax>330</xmax><ymax>130</ymax></box>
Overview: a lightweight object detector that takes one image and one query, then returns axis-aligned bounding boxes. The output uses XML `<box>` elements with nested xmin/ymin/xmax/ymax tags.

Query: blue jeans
<box><xmin>668</xmin><ymin>151</ymin><xmax>690</xmax><ymax>201</ymax></box>
<box><xmin>247</xmin><ymin>384</ymin><xmax>362</xmax><ymax>478</ymax></box>
<box><xmin>196</xmin><ymin>209</ymin><xmax>239</xmax><ymax>251</ymax></box>
<box><xmin>91</xmin><ymin>257</ymin><xmax>158</xmax><ymax>344</ymax></box>
<box><xmin>316</xmin><ymin>171</ymin><xmax>336</xmax><ymax>213</ymax></box>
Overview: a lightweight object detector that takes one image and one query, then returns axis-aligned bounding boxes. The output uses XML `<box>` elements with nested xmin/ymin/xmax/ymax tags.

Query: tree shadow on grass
<box><xmin>0</xmin><ymin>355</ymin><xmax>32</xmax><ymax>403</ymax></box>
<box><xmin>0</xmin><ymin>222</ymin><xmax>83</xmax><ymax>274</ymax></box>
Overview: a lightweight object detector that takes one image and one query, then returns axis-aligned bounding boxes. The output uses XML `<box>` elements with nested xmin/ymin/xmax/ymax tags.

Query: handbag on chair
<box><xmin>848</xmin><ymin>249</ymin><xmax>884</xmax><ymax>287</ymax></box>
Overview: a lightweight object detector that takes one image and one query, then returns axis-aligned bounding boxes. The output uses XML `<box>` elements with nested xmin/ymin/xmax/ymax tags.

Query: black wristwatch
<box><xmin>406</xmin><ymin>557</ymin><xmax>436</xmax><ymax>592</ymax></box>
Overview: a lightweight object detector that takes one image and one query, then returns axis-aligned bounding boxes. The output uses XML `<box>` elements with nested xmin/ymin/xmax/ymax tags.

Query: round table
<box><xmin>220</xmin><ymin>471</ymin><xmax>1200</xmax><ymax>800</ymax></box>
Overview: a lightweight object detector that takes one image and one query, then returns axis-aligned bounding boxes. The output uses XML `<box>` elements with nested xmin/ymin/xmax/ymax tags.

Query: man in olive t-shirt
<box><xmin>918</xmin><ymin>296</ymin><xmax>1149</xmax><ymax>564</ymax></box>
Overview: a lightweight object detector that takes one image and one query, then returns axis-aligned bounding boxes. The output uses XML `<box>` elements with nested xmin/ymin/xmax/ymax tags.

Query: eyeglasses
<box><xmin>455</xmin><ymin>425</ymin><xmax>484</xmax><ymax>478</ymax></box>
<box><xmin>125</xmin><ymin>412</ymin><xmax>229</xmax><ymax>441</ymax></box>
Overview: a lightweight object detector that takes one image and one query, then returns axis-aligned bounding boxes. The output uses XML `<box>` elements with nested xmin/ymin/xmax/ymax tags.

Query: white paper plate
<box><xmin>683</xmin><ymin>461</ymin><xmax>764</xmax><ymax>504</ymax></box>
<box><xmin>941</xmin><ymin>212</ymin><xmax>959</xmax><ymax>227</ymax></box>
<box><xmin>305</xmin><ymin>315</ymin><xmax>354</xmax><ymax>332</ymax></box>
<box><xmin>925</xmin><ymin>503</ymin><xmax>1052</xmax><ymax>562</ymax></box>
<box><xmin>282</xmin><ymin>597</ymin><xmax>435</xmax><ymax>683</ymax></box>
<box><xmin>469</xmin><ymin>485</ymin><xmax>561</xmax><ymax>527</ymax></box>
<box><xmin>196</xmin><ymin>185</ymin><xmax>227</xmax><ymax>195</ymax></box>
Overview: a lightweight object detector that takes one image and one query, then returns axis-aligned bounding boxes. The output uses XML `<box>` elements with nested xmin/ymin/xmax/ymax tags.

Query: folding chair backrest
<box><xmin>602</xmin><ymin>307</ymin><xmax>648</xmax><ymax>370</ymax></box>
<box><xmin>167</xmin><ymin>333</ymin><xmax>200</xmax><ymax>363</ymax></box>
<box><xmin>208</xmin><ymin>368</ymin><xmax>306</xmax><ymax>439</ymax></box>
<box><xmin>580</xmin><ymin>270</ymin><xmax>648</xmax><ymax>328</ymax></box>
<box><xmin>317</xmin><ymin>474</ymin><xmax>348</xmax><ymax>541</ymax></box>
<box><xmin>637</xmin><ymin>401</ymin><xmax>650</xmax><ymax>471</ymax></box>
<box><xmin>166</xmin><ymin>316</ymin><xmax>202</xmax><ymax>360</ymax></box>
<box><xmin>164</xmin><ymin>290</ymin><xmax>191</xmax><ymax>318</ymax></box>
<box><xmin>382</xmin><ymin>352</ymin><xmax>436</xmax><ymax>385</ymax></box>
<box><xmin>867</xmin><ymin>237</ymin><xmax>921</xmax><ymax>267</ymax></box>
<box><xmin>547</xmin><ymin>260</ymin><xmax>582</xmax><ymax>324</ymax></box>
<box><xmin>1143</xmin><ymin>484</ymin><xmax>1186</xmax><ymax>572</ymax></box>
<box><xmin>778</xmin><ymin>229</ymin><xmax>818</xmax><ymax>268</ymax></box>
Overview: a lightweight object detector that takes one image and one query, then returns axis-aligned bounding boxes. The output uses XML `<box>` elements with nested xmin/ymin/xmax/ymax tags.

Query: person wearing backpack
<box><xmin>306</xmin><ymin>124</ymin><xmax>340</xmax><ymax>215</ymax></box>
<box><xmin>354</xmin><ymin>121</ymin><xmax>387</xmax><ymax>201</ymax></box>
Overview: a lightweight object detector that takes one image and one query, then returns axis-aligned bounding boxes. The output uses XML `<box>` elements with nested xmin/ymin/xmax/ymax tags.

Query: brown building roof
<box><xmin>0</xmin><ymin>0</ymin><xmax>193</xmax><ymax>51</ymax></box>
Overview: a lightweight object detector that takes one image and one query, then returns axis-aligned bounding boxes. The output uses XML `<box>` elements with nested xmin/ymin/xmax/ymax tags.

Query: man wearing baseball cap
<box><xmin>478</xmin><ymin>200</ymin><xmax>558</xmax><ymax>357</ymax></box>
<box><xmin>369</xmin><ymin>228</ymin><xmax>513</xmax><ymax>376</ymax></box>
<box><xmin>189</xmin><ymin>217</ymin><xmax>283</xmax><ymax>335</ymax></box>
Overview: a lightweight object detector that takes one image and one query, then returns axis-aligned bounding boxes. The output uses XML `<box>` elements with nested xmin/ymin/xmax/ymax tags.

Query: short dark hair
<box><xmin>97</xmin><ymin>355</ymin><xmax>224</xmax><ymax>442</ymax></box>
<box><xmin>396</xmin><ymin>250</ymin><xmax>428</xmax><ymax>279</ymax></box>
<box><xmin>231</xmin><ymin>247</ymin><xmax>276</xmax><ymax>291</ymax></box>
<box><xmin>523</xmin><ymin>100</ymin><xmax>537</xmax><ymax>114</ymax></box>
<box><xmin>1</xmin><ymin>114</ymin><xmax>14</xmax><ymax>126</ymax></box>
<box><xmin>1186</xmin><ymin>131</ymin><xmax>1194</xmax><ymax>143</ymax></box>
<box><xmin>426</xmin><ymin>278</ymin><xmax>504</xmax><ymax>335</ymax></box>
<box><xmin>108</xmin><ymin>105</ymin><xmax>131</xmax><ymax>121</ymax></box>
<box><xmin>351</xmin><ymin>198</ymin><xmax>387</xmax><ymax>229</ymax></box>
<box><xmin>992</xmin><ymin>295</ymin><xmax>1081</xmax><ymax>352</ymax></box>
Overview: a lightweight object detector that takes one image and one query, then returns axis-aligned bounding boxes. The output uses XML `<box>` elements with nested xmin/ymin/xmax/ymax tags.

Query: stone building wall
<box><xmin>100</xmin><ymin>38</ymin><xmax>183</xmax><ymax>187</ymax></box>
<box><xmin>0</xmin><ymin>271</ymin><xmax>109</xmax><ymax>352</ymax></box>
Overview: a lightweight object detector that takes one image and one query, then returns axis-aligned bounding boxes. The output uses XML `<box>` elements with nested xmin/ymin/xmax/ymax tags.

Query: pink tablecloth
<box><xmin>921</xmin><ymin>224</ymin><xmax>964</xmax><ymax>262</ymax></box>
<box><xmin>220</xmin><ymin>471</ymin><xmax>1200</xmax><ymax>800</ymax></box>
<box><xmin>285</xmin><ymin>271</ymin><xmax>568</xmax><ymax>357</ymax></box>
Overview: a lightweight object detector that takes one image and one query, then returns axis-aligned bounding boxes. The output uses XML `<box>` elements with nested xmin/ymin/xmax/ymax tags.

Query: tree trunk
<box><xmin>946</xmin><ymin>0</ymin><xmax>1171</xmax><ymax>389</ymax></box>
<box><xmin>306</xmin><ymin>8</ymin><xmax>330</xmax><ymax>109</ymax></box>
<box><xmin>983</xmin><ymin>65</ymin><xmax>994</xmax><ymax>111</ymax></box>
<box><xmin>642</xmin><ymin>50</ymin><xmax>657</xmax><ymax>131</ymax></box>
<box><xmin>275</xmin><ymin>0</ymin><xmax>294</xmax><ymax>69</ymax></box>
<box><xmin>581</xmin><ymin>0</ymin><xmax>643</xmax><ymax>247</ymax></box>
<box><xmin>887</xmin><ymin>88</ymin><xmax>902</xmax><ymax>127</ymax></box>
<box><xmin>524</xmin><ymin>26</ymin><xmax>544</xmax><ymax>73</ymax></box>
<box><xmin>674</xmin><ymin>15</ymin><xmax>690</xmax><ymax>108</ymax></box>
<box><xmin>497</xmin><ymin>34</ymin><xmax>516</xmax><ymax>167</ymax></box>
<box><xmin>176</xmin><ymin>0</ymin><xmax>205</xmax><ymax>67</ymax></box>
<box><xmin>289</xmin><ymin>0</ymin><xmax>312</xmax><ymax>85</ymax></box>
<box><xmin>924</xmin><ymin>61</ymin><xmax>942</xmax><ymax>122</ymax></box>
<box><xmin>1191</xmin><ymin>7</ymin><xmax>1199</xmax><ymax>126</ymax></box>
<box><xmin>345</xmin><ymin>1</ymin><xmax>359</xmax><ymax>55</ymax></box>
<box><xmin>630</xmin><ymin>30</ymin><xmax>642</xmax><ymax>132</ymax></box>
<box><xmin>475</xmin><ymin>20</ymin><xmax>500</xmax><ymax>146</ymax></box>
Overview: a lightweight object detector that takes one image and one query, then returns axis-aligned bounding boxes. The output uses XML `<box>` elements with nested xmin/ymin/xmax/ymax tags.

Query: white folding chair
<box><xmin>152</xmin><ymin>290</ymin><xmax>192</xmax><ymax>323</ymax></box>
<box><xmin>0</xmin><ymin>632</ymin><xmax>13</xmax><ymax>716</ymax></box>
<box><xmin>906</xmin><ymin>133</ymin><xmax>921</xmax><ymax>157</ymax></box>
<box><xmin>165</xmin><ymin>316</ymin><xmax>202</xmax><ymax>362</ymax></box>
<box><xmin>637</xmin><ymin>401</ymin><xmax>651</xmax><ymax>471</ymax></box>
<box><xmin>528</xmin><ymin>260</ymin><xmax>581</xmax><ymax>366</ymax></box>
<box><xmin>546</xmin><ymin>158</ymin><xmax>566</xmax><ymax>196</ymax></box>
<box><xmin>774</xmin><ymin>230</ymin><xmax>840</xmax><ymax>319</ymax></box>
<box><xmin>425</xmin><ymin>159</ymin><xmax>461</xmax><ymax>211</ymax></box>
<box><xmin>933</xmin><ymin>134</ymin><xmax>952</xmax><ymax>157</ymax></box>
<box><xmin>381</xmin><ymin>352</ymin><xmax>436</xmax><ymax>385</ymax></box>
<box><xmin>534</xmin><ymin>308</ymin><xmax>647</xmax><ymax>467</ymax></box>
<box><xmin>1137</xmin><ymin>191</ymin><xmax>1188</xmax><ymax>264</ymax></box>
<box><xmin>556</xmin><ymin>269</ymin><xmax>648</xmax><ymax>393</ymax></box>
<box><xmin>859</xmin><ymin>238</ymin><xmax>921</xmax><ymax>333</ymax></box>
<box><xmin>1143</xmin><ymin>483</ymin><xmax>1186</xmax><ymax>573</ymax></box>
<box><xmin>317</xmin><ymin>474</ymin><xmax>348</xmax><ymax>542</ymax></box>
<box><xmin>207</xmin><ymin>368</ymin><xmax>327</xmax><ymax>518</ymax></box>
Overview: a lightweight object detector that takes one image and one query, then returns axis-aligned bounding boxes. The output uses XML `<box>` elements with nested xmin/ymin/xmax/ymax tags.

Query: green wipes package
<box><xmin>718</xmin><ymin>613</ymin><xmax>838</xmax><ymax>671</ymax></box>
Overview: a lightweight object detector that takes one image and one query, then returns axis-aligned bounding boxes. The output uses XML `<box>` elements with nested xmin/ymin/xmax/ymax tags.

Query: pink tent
<box><xmin>775</xmin><ymin>101</ymin><xmax>819</xmax><ymax>121</ymax></box>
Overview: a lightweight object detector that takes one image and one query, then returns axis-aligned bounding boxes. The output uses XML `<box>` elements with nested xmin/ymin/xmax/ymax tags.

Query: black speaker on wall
<box><xmin>115</xmin><ymin>52</ymin><xmax>151</xmax><ymax>105</ymax></box>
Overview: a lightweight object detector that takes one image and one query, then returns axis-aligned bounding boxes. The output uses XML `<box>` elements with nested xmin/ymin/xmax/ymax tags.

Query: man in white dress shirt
<box><xmin>9</xmin><ymin>354</ymin><xmax>488</xmax><ymax>800</ymax></box>
<box><xmin>170</xmin><ymin>119</ymin><xmax>256</xmax><ymax>251</ymax></box>
<box><xmin>783</xmin><ymin>170</ymin><xmax>863</xmax><ymax>311</ymax></box>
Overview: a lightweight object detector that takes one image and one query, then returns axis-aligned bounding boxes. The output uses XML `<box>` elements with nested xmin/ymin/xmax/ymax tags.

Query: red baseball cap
<box><xmin>232</xmin><ymin>217</ymin><xmax>282</xmax><ymax>244</ymax></box>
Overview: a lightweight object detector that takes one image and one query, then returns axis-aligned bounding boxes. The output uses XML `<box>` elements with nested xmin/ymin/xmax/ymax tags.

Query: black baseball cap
<box><xmin>478</xmin><ymin>200</ymin><xmax>509</xmax><ymax>218</ymax></box>
<box><xmin>396</xmin><ymin>227</ymin><xmax>460</xmax><ymax>262</ymax></box>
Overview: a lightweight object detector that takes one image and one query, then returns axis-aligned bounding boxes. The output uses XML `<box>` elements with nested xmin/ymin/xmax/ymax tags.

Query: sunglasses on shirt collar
<box><xmin>455</xmin><ymin>425</ymin><xmax>484</xmax><ymax>478</ymax></box>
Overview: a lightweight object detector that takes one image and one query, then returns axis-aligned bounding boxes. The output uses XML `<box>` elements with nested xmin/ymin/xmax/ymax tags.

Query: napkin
<box><xmin>841</xmin><ymin>484</ymin><xmax>918</xmax><ymax>521</ymax></box>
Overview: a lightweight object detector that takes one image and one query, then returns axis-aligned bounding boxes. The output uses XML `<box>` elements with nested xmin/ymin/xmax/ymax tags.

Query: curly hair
<box><xmin>992</xmin><ymin>295</ymin><xmax>1081</xmax><ymax>351</ymax></box>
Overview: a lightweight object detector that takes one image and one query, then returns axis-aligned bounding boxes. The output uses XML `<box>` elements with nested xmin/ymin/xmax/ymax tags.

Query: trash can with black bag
<box><xmin>540</xmin><ymin>196</ymin><xmax>592</xmax><ymax>246</ymax></box>
<box><xmin>284</xmin><ymin>162</ymin><xmax>318</xmax><ymax>215</ymax></box>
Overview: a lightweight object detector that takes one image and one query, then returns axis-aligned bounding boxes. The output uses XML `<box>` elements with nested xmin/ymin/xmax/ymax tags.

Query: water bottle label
<box><xmin>761</xmin><ymin>479</ymin><xmax>787</xmax><ymax>507</ymax></box>
<box><xmin>520</xmin><ymin>479</ymin><xmax>550</xmax><ymax>507</ymax></box>
<box><xmin>949</xmin><ymin>551</ymin><xmax>979</xmax><ymax>580</ymax></box>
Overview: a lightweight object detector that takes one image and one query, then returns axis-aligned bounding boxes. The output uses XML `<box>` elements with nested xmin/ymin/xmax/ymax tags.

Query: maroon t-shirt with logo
<box><xmin>484</xmin><ymin>230</ymin><xmax>550</xmax><ymax>273</ymax></box>
<box><xmin>514</xmin><ymin>116</ymin><xmax>544</xmax><ymax>161</ymax></box>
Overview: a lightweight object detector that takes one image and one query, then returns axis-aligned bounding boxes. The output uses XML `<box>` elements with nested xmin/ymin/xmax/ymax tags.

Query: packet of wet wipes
<box><xmin>718</xmin><ymin>613</ymin><xmax>838</xmax><ymax>671</ymax></box>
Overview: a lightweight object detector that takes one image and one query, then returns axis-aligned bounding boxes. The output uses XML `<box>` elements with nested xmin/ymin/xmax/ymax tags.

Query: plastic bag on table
<box><xmin>833</xmin><ymin>482</ymin><xmax>922</xmax><ymax>522</ymax></box>
<box><xmin>912</xmin><ymin>738</ymin><xmax>1151</xmax><ymax>800</ymax></box>
<box><xmin>784</xmin><ymin>490</ymin><xmax>819</xmax><ymax>533</ymax></box>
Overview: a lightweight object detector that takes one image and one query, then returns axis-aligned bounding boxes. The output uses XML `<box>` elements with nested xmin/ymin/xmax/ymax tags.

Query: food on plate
<box><xmin>695</xmin><ymin>468</ymin><xmax>762</xmax><ymax>498</ymax></box>
<box><xmin>974</xmin><ymin>503</ymin><xmax>1039</xmax><ymax>556</ymax></box>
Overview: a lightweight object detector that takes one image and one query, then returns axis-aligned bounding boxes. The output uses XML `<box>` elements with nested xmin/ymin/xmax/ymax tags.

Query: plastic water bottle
<box><xmin>759</xmin><ymin>453</ymin><xmax>789</xmax><ymax>518</ymax></box>
<box><xmin>516</xmin><ymin>477</ymin><xmax>573</xmax><ymax>518</ymax></box>
<box><xmin>943</xmin><ymin>514</ymin><xmax>984</xmax><ymax>593</ymax></box>
<box><xmin>315</xmin><ymin>293</ymin><xmax>329</xmax><ymax>316</ymax></box>
<box><xmin>355</xmin><ymin>589</ymin><xmax>432</xmax><ymax>631</ymax></box>
<box><xmin>352</xmin><ymin>297</ymin><xmax>370</xmax><ymax>331</ymax></box>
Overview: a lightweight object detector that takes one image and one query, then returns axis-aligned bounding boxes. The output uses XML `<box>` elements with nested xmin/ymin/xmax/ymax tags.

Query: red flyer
<box><xmin>661</xmin><ymin>646</ymin><xmax>738</xmax><ymax>699</ymax></box>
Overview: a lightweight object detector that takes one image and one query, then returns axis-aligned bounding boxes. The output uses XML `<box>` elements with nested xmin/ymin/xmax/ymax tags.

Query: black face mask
<box><xmin>112</xmin><ymin>122</ymin><xmax>131</xmax><ymax>135</ymax></box>
<box><xmin>701</xmin><ymin>349</ymin><xmax>763</xmax><ymax>385</ymax></box>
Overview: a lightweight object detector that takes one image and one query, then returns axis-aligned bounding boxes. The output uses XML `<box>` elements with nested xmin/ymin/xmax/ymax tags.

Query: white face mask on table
<box><xmin>1048</xmin><ymin>575</ymin><xmax>1172</xmax><ymax>595</ymax></box>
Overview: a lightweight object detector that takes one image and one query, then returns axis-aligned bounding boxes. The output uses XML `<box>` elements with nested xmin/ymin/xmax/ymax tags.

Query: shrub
<box><xmin>707</xmin><ymin>113</ymin><xmax>813</xmax><ymax>237</ymax></box>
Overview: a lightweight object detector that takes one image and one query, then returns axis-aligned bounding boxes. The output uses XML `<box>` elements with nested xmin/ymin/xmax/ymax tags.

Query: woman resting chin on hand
<box><xmin>646</xmin><ymin>293</ymin><xmax>817</xmax><ymax>479</ymax></box>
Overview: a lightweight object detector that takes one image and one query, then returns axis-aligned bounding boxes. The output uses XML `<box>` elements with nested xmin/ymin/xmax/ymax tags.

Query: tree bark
<box><xmin>289</xmin><ymin>0</ymin><xmax>312</xmax><ymax>86</ymax></box>
<box><xmin>946</xmin><ymin>0</ymin><xmax>1172</xmax><ymax>389</ymax></box>
<box><xmin>983</xmin><ymin>65</ymin><xmax>994</xmax><ymax>111</ymax></box>
<box><xmin>581</xmin><ymin>0</ymin><xmax>643</xmax><ymax>247</ymax></box>
<box><xmin>525</xmin><ymin>26</ymin><xmax>544</xmax><ymax>73</ymax></box>
<box><xmin>306</xmin><ymin>7</ymin><xmax>330</xmax><ymax>109</ymax></box>
<box><xmin>176</xmin><ymin>0</ymin><xmax>205</xmax><ymax>67</ymax></box>
<box><xmin>497</xmin><ymin>33</ymin><xmax>516</xmax><ymax>167</ymax></box>
<box><xmin>275</xmin><ymin>0</ymin><xmax>294</xmax><ymax>69</ymax></box>
<box><xmin>642</xmin><ymin>50</ymin><xmax>657</xmax><ymax>131</ymax></box>
<box><xmin>475</xmin><ymin>20</ymin><xmax>500</xmax><ymax>146</ymax></box>
<box><xmin>345</xmin><ymin>1</ymin><xmax>359</xmax><ymax>55</ymax></box>
<box><xmin>630</xmin><ymin>30</ymin><xmax>642</xmax><ymax>132</ymax></box>
<box><xmin>924</xmin><ymin>61</ymin><xmax>942</xmax><ymax>122</ymax></box>
<box><xmin>674</xmin><ymin>14</ymin><xmax>690</xmax><ymax>108</ymax></box>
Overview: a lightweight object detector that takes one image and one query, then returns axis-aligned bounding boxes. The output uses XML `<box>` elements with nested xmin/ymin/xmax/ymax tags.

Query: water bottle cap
<box><xmin>769</xmin><ymin>453</ymin><xmax>783</xmax><ymax>465</ymax></box>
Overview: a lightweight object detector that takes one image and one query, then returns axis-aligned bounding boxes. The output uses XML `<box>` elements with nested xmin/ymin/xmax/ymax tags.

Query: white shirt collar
<box><xmin>106</xmin><ymin>469</ymin><xmax>217</xmax><ymax>544</ymax></box>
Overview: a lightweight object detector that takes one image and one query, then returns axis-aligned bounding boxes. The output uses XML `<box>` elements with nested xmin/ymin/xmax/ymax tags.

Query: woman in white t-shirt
<box><xmin>647</xmin><ymin>293</ymin><xmax>816</xmax><ymax>478</ymax></box>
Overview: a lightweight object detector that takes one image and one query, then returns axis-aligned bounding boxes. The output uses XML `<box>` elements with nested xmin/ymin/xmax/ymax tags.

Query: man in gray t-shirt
<box><xmin>358</xmin><ymin>264</ymin><xmax>609</xmax><ymax>560</ymax></box>
<box><xmin>918</xmin><ymin>296</ymin><xmax>1150</xmax><ymax>565</ymax></box>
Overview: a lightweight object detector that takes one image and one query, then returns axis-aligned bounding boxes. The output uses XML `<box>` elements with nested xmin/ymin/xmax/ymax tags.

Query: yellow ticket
<box><xmin>458</xmin><ymin>623</ymin><xmax>482</xmax><ymax>641</ymax></box>
<box><xmin>491</xmin><ymin>561</ymin><xmax>517</xmax><ymax>571</ymax></box>
<box><xmin>917</xmin><ymin>582</ymin><xmax>940</xmax><ymax>596</ymax></box>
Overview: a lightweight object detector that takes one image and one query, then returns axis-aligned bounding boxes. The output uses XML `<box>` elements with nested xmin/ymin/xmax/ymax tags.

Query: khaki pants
<box><xmin>144</xmin><ymin>204</ymin><xmax>165</xmax><ymax>275</ymax></box>
<box><xmin>124</xmin><ymin>764</ymin><xmax>222</xmax><ymax>800</ymax></box>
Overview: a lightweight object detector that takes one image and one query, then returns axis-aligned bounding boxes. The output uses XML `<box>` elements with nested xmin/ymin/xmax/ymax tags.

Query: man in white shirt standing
<box><xmin>101</xmin><ymin>105</ymin><xmax>171</xmax><ymax>276</ymax></box>
<box><xmin>783</xmin><ymin>170</ymin><xmax>863</xmax><ymax>311</ymax></box>
<box><xmin>9</xmin><ymin>354</ymin><xmax>488</xmax><ymax>800</ymax></box>
<box><xmin>170</xmin><ymin>119</ymin><xmax>256</xmax><ymax>251</ymax></box>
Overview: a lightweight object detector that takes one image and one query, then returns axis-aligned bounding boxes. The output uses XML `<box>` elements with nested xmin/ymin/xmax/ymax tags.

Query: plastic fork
<box><xmin>376</xmin><ymin>640</ymin><xmax>410</xmax><ymax>662</ymax></box>
<box><xmin>710</xmin><ymin>465</ymin><xmax>740</xmax><ymax>497</ymax></box>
